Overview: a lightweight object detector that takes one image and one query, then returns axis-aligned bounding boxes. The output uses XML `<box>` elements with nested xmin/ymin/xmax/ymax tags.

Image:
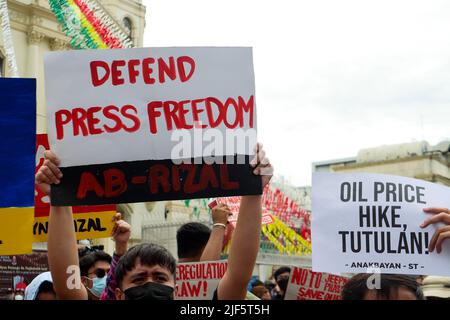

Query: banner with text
<box><xmin>312</xmin><ymin>172</ymin><xmax>450</xmax><ymax>276</ymax></box>
<box><xmin>285</xmin><ymin>267</ymin><xmax>348</xmax><ymax>300</ymax></box>
<box><xmin>45</xmin><ymin>47</ymin><xmax>261</xmax><ymax>206</ymax></box>
<box><xmin>175</xmin><ymin>260</ymin><xmax>228</xmax><ymax>300</ymax></box>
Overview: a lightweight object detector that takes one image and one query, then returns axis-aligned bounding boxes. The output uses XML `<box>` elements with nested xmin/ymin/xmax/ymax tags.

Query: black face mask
<box><xmin>277</xmin><ymin>278</ymin><xmax>289</xmax><ymax>292</ymax></box>
<box><xmin>124</xmin><ymin>282</ymin><xmax>174</xmax><ymax>300</ymax></box>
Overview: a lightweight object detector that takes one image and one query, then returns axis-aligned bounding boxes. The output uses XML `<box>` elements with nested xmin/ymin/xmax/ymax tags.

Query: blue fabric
<box><xmin>0</xmin><ymin>78</ymin><xmax>36</xmax><ymax>207</ymax></box>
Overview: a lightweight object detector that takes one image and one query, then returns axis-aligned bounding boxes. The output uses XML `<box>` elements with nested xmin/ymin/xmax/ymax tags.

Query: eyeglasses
<box><xmin>89</xmin><ymin>268</ymin><xmax>109</xmax><ymax>278</ymax></box>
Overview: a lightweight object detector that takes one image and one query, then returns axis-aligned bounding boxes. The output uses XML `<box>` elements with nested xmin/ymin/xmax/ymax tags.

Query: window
<box><xmin>123</xmin><ymin>17</ymin><xmax>132</xmax><ymax>41</ymax></box>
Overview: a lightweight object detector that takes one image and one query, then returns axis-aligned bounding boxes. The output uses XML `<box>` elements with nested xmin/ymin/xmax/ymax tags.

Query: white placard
<box><xmin>312</xmin><ymin>172</ymin><xmax>450</xmax><ymax>276</ymax></box>
<box><xmin>44</xmin><ymin>47</ymin><xmax>256</xmax><ymax>167</ymax></box>
<box><xmin>175</xmin><ymin>260</ymin><xmax>228</xmax><ymax>300</ymax></box>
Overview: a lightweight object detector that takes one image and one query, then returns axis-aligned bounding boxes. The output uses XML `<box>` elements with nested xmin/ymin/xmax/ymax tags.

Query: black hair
<box><xmin>264</xmin><ymin>280</ymin><xmax>276</xmax><ymax>291</ymax></box>
<box><xmin>176</xmin><ymin>222</ymin><xmax>211</xmax><ymax>259</ymax></box>
<box><xmin>79</xmin><ymin>251</ymin><xmax>112</xmax><ymax>277</ymax></box>
<box><xmin>116</xmin><ymin>243</ymin><xmax>177</xmax><ymax>290</ymax></box>
<box><xmin>35</xmin><ymin>281</ymin><xmax>55</xmax><ymax>300</ymax></box>
<box><xmin>273</xmin><ymin>266</ymin><xmax>291</xmax><ymax>280</ymax></box>
<box><xmin>251</xmin><ymin>279</ymin><xmax>264</xmax><ymax>288</ymax></box>
<box><xmin>341</xmin><ymin>273</ymin><xmax>425</xmax><ymax>300</ymax></box>
<box><xmin>78</xmin><ymin>245</ymin><xmax>105</xmax><ymax>258</ymax></box>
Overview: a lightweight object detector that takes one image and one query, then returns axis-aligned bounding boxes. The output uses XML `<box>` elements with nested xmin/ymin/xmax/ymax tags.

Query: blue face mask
<box><xmin>88</xmin><ymin>276</ymin><xmax>106</xmax><ymax>298</ymax></box>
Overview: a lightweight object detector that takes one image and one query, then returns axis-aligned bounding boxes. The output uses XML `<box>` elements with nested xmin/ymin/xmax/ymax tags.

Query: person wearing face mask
<box><xmin>79</xmin><ymin>251</ymin><xmax>112</xmax><ymax>300</ymax></box>
<box><xmin>272</xmin><ymin>266</ymin><xmax>291</xmax><ymax>300</ymax></box>
<box><xmin>13</xmin><ymin>282</ymin><xmax>26</xmax><ymax>300</ymax></box>
<box><xmin>114</xmin><ymin>243</ymin><xmax>177</xmax><ymax>300</ymax></box>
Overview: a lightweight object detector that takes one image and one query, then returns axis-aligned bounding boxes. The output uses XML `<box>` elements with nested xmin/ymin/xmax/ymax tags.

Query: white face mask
<box><xmin>14</xmin><ymin>295</ymin><xmax>24</xmax><ymax>300</ymax></box>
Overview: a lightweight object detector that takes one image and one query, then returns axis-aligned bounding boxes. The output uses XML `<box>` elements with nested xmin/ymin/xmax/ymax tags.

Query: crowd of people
<box><xmin>8</xmin><ymin>143</ymin><xmax>450</xmax><ymax>301</ymax></box>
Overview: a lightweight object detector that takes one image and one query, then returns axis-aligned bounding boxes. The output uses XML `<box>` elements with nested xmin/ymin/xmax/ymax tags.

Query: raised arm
<box><xmin>36</xmin><ymin>151</ymin><xmax>88</xmax><ymax>300</ymax></box>
<box><xmin>217</xmin><ymin>143</ymin><xmax>273</xmax><ymax>300</ymax></box>
<box><xmin>48</xmin><ymin>206</ymin><xmax>88</xmax><ymax>299</ymax></box>
<box><xmin>101</xmin><ymin>212</ymin><xmax>131</xmax><ymax>300</ymax></box>
<box><xmin>200</xmin><ymin>204</ymin><xmax>231</xmax><ymax>261</ymax></box>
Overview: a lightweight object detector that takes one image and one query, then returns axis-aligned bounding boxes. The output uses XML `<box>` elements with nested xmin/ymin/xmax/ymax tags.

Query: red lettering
<box><xmin>181</xmin><ymin>164</ymin><xmax>197</xmax><ymax>194</ymax></box>
<box><xmin>171</xmin><ymin>166</ymin><xmax>181</xmax><ymax>192</ymax></box>
<box><xmin>223</xmin><ymin>98</ymin><xmax>240</xmax><ymax>128</ymax></box>
<box><xmin>147</xmin><ymin>101</ymin><xmax>162</xmax><ymax>134</ymax></box>
<box><xmin>220</xmin><ymin>165</ymin><xmax>239</xmax><ymax>190</ymax></box>
<box><xmin>104</xmin><ymin>168</ymin><xmax>127</xmax><ymax>197</ymax></box>
<box><xmin>177</xmin><ymin>56</ymin><xmax>196</xmax><ymax>82</ymax></box>
<box><xmin>90</xmin><ymin>60</ymin><xmax>110</xmax><ymax>87</ymax></box>
<box><xmin>158</xmin><ymin>57</ymin><xmax>176</xmax><ymax>83</ymax></box>
<box><xmin>238</xmin><ymin>95</ymin><xmax>254</xmax><ymax>128</ymax></box>
<box><xmin>72</xmin><ymin>108</ymin><xmax>89</xmax><ymax>137</ymax></box>
<box><xmin>191</xmin><ymin>99</ymin><xmax>207</xmax><ymax>128</ymax></box>
<box><xmin>111</xmin><ymin>60</ymin><xmax>126</xmax><ymax>86</ymax></box>
<box><xmin>205</xmin><ymin>97</ymin><xmax>224</xmax><ymax>128</ymax></box>
<box><xmin>178</xmin><ymin>100</ymin><xmax>193</xmax><ymax>129</ymax></box>
<box><xmin>87</xmin><ymin>106</ymin><xmax>103</xmax><ymax>135</ymax></box>
<box><xmin>120</xmin><ymin>105</ymin><xmax>140</xmax><ymax>132</ymax></box>
<box><xmin>149</xmin><ymin>164</ymin><xmax>170</xmax><ymax>193</ymax></box>
<box><xmin>128</xmin><ymin>59</ymin><xmax>140</xmax><ymax>84</ymax></box>
<box><xmin>55</xmin><ymin>109</ymin><xmax>72</xmax><ymax>140</ymax></box>
<box><xmin>77</xmin><ymin>172</ymin><xmax>105</xmax><ymax>199</ymax></box>
<box><xmin>163</xmin><ymin>101</ymin><xmax>182</xmax><ymax>130</ymax></box>
<box><xmin>142</xmin><ymin>57</ymin><xmax>156</xmax><ymax>84</ymax></box>
<box><xmin>198</xmin><ymin>165</ymin><xmax>219</xmax><ymax>190</ymax></box>
<box><xmin>291</xmin><ymin>267</ymin><xmax>308</xmax><ymax>286</ymax></box>
<box><xmin>103</xmin><ymin>105</ymin><xmax>123</xmax><ymax>133</ymax></box>
<box><xmin>187</xmin><ymin>281</ymin><xmax>202</xmax><ymax>297</ymax></box>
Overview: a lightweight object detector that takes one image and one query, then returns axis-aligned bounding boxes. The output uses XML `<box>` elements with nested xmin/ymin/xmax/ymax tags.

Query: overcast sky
<box><xmin>143</xmin><ymin>0</ymin><xmax>450</xmax><ymax>186</ymax></box>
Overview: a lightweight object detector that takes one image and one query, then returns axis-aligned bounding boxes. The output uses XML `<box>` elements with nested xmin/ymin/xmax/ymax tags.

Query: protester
<box><xmin>421</xmin><ymin>276</ymin><xmax>450</xmax><ymax>300</ymax></box>
<box><xmin>264</xmin><ymin>279</ymin><xmax>276</xmax><ymax>296</ymax></box>
<box><xmin>272</xmin><ymin>266</ymin><xmax>291</xmax><ymax>300</ymax></box>
<box><xmin>176</xmin><ymin>204</ymin><xmax>261</xmax><ymax>300</ymax></box>
<box><xmin>177</xmin><ymin>203</ymin><xmax>231</xmax><ymax>263</ymax></box>
<box><xmin>341</xmin><ymin>273</ymin><xmax>424</xmax><ymax>300</ymax></box>
<box><xmin>176</xmin><ymin>222</ymin><xmax>211</xmax><ymax>263</ymax></box>
<box><xmin>36</xmin><ymin>142</ymin><xmax>273</xmax><ymax>300</ymax></box>
<box><xmin>79</xmin><ymin>251</ymin><xmax>111</xmax><ymax>300</ymax></box>
<box><xmin>24</xmin><ymin>272</ymin><xmax>56</xmax><ymax>300</ymax></box>
<box><xmin>99</xmin><ymin>213</ymin><xmax>132</xmax><ymax>300</ymax></box>
<box><xmin>13</xmin><ymin>282</ymin><xmax>26</xmax><ymax>300</ymax></box>
<box><xmin>251</xmin><ymin>285</ymin><xmax>272</xmax><ymax>300</ymax></box>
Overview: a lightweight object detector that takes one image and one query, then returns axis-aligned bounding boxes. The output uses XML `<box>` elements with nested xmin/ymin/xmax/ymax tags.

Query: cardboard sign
<box><xmin>284</xmin><ymin>267</ymin><xmax>349</xmax><ymax>300</ymax></box>
<box><xmin>0</xmin><ymin>78</ymin><xmax>36</xmax><ymax>255</ymax></box>
<box><xmin>34</xmin><ymin>134</ymin><xmax>115</xmax><ymax>242</ymax></box>
<box><xmin>175</xmin><ymin>260</ymin><xmax>227</xmax><ymax>300</ymax></box>
<box><xmin>312</xmin><ymin>172</ymin><xmax>450</xmax><ymax>276</ymax></box>
<box><xmin>44</xmin><ymin>47</ymin><xmax>261</xmax><ymax>206</ymax></box>
<box><xmin>209</xmin><ymin>196</ymin><xmax>274</xmax><ymax>226</ymax></box>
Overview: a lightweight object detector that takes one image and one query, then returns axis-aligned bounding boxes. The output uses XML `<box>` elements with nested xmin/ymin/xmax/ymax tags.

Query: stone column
<box><xmin>26</xmin><ymin>29</ymin><xmax>45</xmax><ymax>78</ymax></box>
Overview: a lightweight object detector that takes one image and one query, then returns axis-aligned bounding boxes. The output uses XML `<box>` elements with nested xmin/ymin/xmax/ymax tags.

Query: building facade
<box><xmin>312</xmin><ymin>140</ymin><xmax>450</xmax><ymax>186</ymax></box>
<box><xmin>0</xmin><ymin>0</ymin><xmax>145</xmax><ymax>133</ymax></box>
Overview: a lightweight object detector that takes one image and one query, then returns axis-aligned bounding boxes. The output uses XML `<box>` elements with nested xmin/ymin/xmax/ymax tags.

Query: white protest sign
<box><xmin>312</xmin><ymin>172</ymin><xmax>450</xmax><ymax>276</ymax></box>
<box><xmin>175</xmin><ymin>260</ymin><xmax>227</xmax><ymax>300</ymax></box>
<box><xmin>45</xmin><ymin>47</ymin><xmax>256</xmax><ymax>166</ymax></box>
<box><xmin>44</xmin><ymin>47</ymin><xmax>261</xmax><ymax>206</ymax></box>
<box><xmin>284</xmin><ymin>267</ymin><xmax>349</xmax><ymax>300</ymax></box>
